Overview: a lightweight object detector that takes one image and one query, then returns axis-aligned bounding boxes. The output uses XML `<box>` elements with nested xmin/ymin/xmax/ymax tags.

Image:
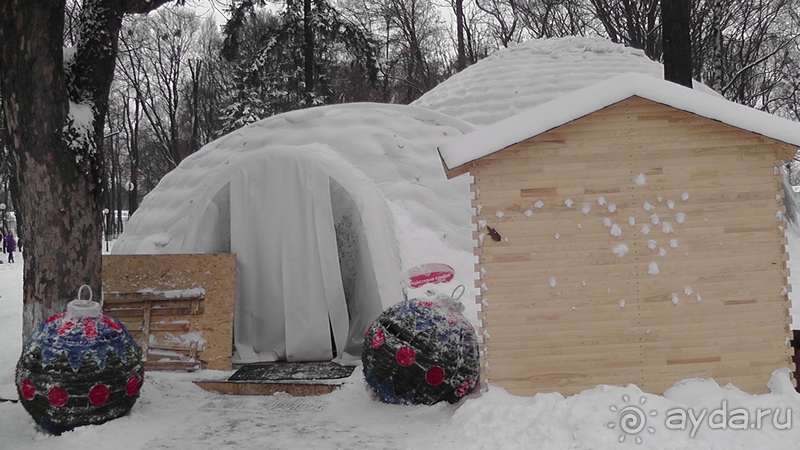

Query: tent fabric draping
<box><xmin>230</xmin><ymin>152</ymin><xmax>350</xmax><ymax>363</ymax></box>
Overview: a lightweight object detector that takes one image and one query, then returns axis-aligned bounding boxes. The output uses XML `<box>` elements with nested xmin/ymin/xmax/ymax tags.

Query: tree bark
<box><xmin>710</xmin><ymin>0</ymin><xmax>724</xmax><ymax>92</ymax></box>
<box><xmin>455</xmin><ymin>0</ymin><xmax>466</xmax><ymax>71</ymax></box>
<box><xmin>0</xmin><ymin>0</ymin><xmax>171</xmax><ymax>341</ymax></box>
<box><xmin>661</xmin><ymin>0</ymin><xmax>693</xmax><ymax>88</ymax></box>
<box><xmin>303</xmin><ymin>0</ymin><xmax>316</xmax><ymax>104</ymax></box>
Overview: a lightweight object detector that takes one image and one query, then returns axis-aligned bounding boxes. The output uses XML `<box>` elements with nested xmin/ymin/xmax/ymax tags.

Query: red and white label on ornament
<box><xmin>404</xmin><ymin>263</ymin><xmax>455</xmax><ymax>288</ymax></box>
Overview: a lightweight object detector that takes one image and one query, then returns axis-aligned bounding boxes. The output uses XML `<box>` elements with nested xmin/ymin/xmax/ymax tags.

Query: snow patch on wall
<box><xmin>612</xmin><ymin>244</ymin><xmax>628</xmax><ymax>257</ymax></box>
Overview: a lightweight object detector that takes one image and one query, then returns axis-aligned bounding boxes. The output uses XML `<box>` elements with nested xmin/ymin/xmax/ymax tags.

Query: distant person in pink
<box><xmin>5</xmin><ymin>231</ymin><xmax>15</xmax><ymax>263</ymax></box>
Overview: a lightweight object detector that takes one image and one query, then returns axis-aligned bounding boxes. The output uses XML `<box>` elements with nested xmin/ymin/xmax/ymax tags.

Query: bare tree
<box><xmin>118</xmin><ymin>88</ymin><xmax>143</xmax><ymax>216</ymax></box>
<box><xmin>118</xmin><ymin>7</ymin><xmax>201</xmax><ymax>170</ymax></box>
<box><xmin>341</xmin><ymin>0</ymin><xmax>450</xmax><ymax>102</ymax></box>
<box><xmin>589</xmin><ymin>0</ymin><xmax>660</xmax><ymax>58</ymax></box>
<box><xmin>474</xmin><ymin>0</ymin><xmax>521</xmax><ymax>46</ymax></box>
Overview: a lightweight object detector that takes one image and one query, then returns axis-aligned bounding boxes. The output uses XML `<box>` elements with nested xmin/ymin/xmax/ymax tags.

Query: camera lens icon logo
<box><xmin>608</xmin><ymin>395</ymin><xmax>657</xmax><ymax>444</ymax></box>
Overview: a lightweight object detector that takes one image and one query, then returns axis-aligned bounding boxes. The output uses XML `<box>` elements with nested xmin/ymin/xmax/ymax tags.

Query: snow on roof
<box><xmin>439</xmin><ymin>72</ymin><xmax>800</xmax><ymax>170</ymax></box>
<box><xmin>115</xmin><ymin>102</ymin><xmax>478</xmax><ymax>285</ymax></box>
<box><xmin>412</xmin><ymin>36</ymin><xmax>718</xmax><ymax>127</ymax></box>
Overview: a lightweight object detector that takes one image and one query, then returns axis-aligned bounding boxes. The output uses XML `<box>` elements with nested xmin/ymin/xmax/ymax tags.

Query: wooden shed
<box><xmin>438</xmin><ymin>73</ymin><xmax>800</xmax><ymax>396</ymax></box>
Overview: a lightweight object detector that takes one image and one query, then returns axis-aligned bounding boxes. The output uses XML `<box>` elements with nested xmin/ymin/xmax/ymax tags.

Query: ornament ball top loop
<box><xmin>77</xmin><ymin>285</ymin><xmax>93</xmax><ymax>302</ymax></box>
<box><xmin>67</xmin><ymin>285</ymin><xmax>101</xmax><ymax>319</ymax></box>
<box><xmin>451</xmin><ymin>285</ymin><xmax>466</xmax><ymax>301</ymax></box>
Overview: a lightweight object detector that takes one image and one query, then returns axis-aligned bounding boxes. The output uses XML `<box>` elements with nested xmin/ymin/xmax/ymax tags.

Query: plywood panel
<box><xmin>470</xmin><ymin>97</ymin><xmax>794</xmax><ymax>397</ymax></box>
<box><xmin>102</xmin><ymin>254</ymin><xmax>235</xmax><ymax>371</ymax></box>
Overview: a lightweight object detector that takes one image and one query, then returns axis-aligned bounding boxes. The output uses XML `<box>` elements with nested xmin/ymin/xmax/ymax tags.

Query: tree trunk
<box><xmin>0</xmin><ymin>0</ymin><xmax>170</xmax><ymax>341</ymax></box>
<box><xmin>189</xmin><ymin>59</ymin><xmax>202</xmax><ymax>153</ymax></box>
<box><xmin>456</xmin><ymin>0</ymin><xmax>466</xmax><ymax>71</ymax></box>
<box><xmin>0</xmin><ymin>1</ymin><xmax>96</xmax><ymax>338</ymax></box>
<box><xmin>124</xmin><ymin>91</ymin><xmax>141</xmax><ymax>215</ymax></box>
<box><xmin>711</xmin><ymin>0</ymin><xmax>724</xmax><ymax>92</ymax></box>
<box><xmin>303</xmin><ymin>0</ymin><xmax>316</xmax><ymax>104</ymax></box>
<box><xmin>661</xmin><ymin>0</ymin><xmax>693</xmax><ymax>88</ymax></box>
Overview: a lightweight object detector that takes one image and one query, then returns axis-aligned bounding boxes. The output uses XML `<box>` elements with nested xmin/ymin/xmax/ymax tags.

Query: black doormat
<box><xmin>228</xmin><ymin>362</ymin><xmax>356</xmax><ymax>382</ymax></box>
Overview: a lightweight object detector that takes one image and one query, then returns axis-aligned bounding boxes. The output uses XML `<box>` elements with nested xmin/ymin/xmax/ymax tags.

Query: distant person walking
<box><xmin>5</xmin><ymin>231</ymin><xmax>15</xmax><ymax>263</ymax></box>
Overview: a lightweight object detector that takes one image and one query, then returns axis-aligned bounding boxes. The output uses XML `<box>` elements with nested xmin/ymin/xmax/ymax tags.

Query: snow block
<box><xmin>362</xmin><ymin>298</ymin><xmax>479</xmax><ymax>405</ymax></box>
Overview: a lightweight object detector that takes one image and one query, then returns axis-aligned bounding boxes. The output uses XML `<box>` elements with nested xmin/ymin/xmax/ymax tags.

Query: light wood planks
<box><xmin>467</xmin><ymin>97</ymin><xmax>795</xmax><ymax>397</ymax></box>
<box><xmin>102</xmin><ymin>254</ymin><xmax>236</xmax><ymax>371</ymax></box>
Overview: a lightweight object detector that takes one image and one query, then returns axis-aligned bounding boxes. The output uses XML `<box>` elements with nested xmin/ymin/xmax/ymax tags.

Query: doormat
<box><xmin>228</xmin><ymin>362</ymin><xmax>356</xmax><ymax>382</ymax></box>
<box><xmin>200</xmin><ymin>396</ymin><xmax>326</xmax><ymax>414</ymax></box>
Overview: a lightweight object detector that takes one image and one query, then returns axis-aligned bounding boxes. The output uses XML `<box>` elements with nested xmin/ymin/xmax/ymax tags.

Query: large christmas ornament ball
<box><xmin>362</xmin><ymin>297</ymin><xmax>479</xmax><ymax>405</ymax></box>
<box><xmin>15</xmin><ymin>293</ymin><xmax>144</xmax><ymax>434</ymax></box>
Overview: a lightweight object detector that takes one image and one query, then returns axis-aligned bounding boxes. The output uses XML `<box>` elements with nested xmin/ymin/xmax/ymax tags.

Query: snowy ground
<box><xmin>3</xmin><ymin>238</ymin><xmax>800</xmax><ymax>449</ymax></box>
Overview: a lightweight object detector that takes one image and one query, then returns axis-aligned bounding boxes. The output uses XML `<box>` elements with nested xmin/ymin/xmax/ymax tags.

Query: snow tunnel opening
<box><xmin>194</xmin><ymin>167</ymin><xmax>387</xmax><ymax>365</ymax></box>
<box><xmin>329</xmin><ymin>178</ymin><xmax>384</xmax><ymax>361</ymax></box>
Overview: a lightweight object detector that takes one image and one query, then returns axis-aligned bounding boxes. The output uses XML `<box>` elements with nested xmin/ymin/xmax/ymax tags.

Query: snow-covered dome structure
<box><xmin>113</xmin><ymin>103</ymin><xmax>476</xmax><ymax>364</ymax></box>
<box><xmin>412</xmin><ymin>36</ymin><xmax>719</xmax><ymax>126</ymax></box>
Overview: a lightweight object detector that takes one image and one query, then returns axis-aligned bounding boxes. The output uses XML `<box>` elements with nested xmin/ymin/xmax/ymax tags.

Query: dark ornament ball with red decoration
<box><xmin>362</xmin><ymin>297</ymin><xmax>479</xmax><ymax>405</ymax></box>
<box><xmin>15</xmin><ymin>300</ymin><xmax>144</xmax><ymax>435</ymax></box>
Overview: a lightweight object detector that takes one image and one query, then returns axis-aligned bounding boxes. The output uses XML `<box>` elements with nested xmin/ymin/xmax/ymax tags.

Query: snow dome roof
<box><xmin>114</xmin><ymin>102</ymin><xmax>478</xmax><ymax>284</ymax></box>
<box><xmin>114</xmin><ymin>103</ymin><xmax>484</xmax><ymax>363</ymax></box>
<box><xmin>412</xmin><ymin>36</ymin><xmax>719</xmax><ymax>127</ymax></box>
<box><xmin>439</xmin><ymin>72</ymin><xmax>800</xmax><ymax>171</ymax></box>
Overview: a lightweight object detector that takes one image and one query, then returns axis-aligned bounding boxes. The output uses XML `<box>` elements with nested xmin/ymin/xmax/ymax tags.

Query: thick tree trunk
<box><xmin>0</xmin><ymin>1</ymin><xmax>98</xmax><ymax>339</ymax></box>
<box><xmin>661</xmin><ymin>0</ymin><xmax>693</xmax><ymax>88</ymax></box>
<box><xmin>1</xmin><ymin>0</ymin><xmax>170</xmax><ymax>341</ymax></box>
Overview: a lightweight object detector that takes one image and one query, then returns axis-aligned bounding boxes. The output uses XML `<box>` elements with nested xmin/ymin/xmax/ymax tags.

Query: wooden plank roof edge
<box><xmin>438</xmin><ymin>147</ymin><xmax>471</xmax><ymax>179</ymax></box>
<box><xmin>438</xmin><ymin>73</ymin><xmax>800</xmax><ymax>170</ymax></box>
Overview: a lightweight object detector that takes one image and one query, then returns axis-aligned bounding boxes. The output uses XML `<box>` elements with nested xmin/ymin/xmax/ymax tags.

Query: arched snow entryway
<box><xmin>186</xmin><ymin>147</ymin><xmax>399</xmax><ymax>364</ymax></box>
<box><xmin>113</xmin><ymin>103</ymin><xmax>478</xmax><ymax>364</ymax></box>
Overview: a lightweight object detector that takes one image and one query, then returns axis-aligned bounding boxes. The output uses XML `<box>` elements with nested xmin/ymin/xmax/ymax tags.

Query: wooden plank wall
<box><xmin>102</xmin><ymin>254</ymin><xmax>235</xmax><ymax>371</ymax></box>
<box><xmin>472</xmin><ymin>96</ymin><xmax>795</xmax><ymax>396</ymax></box>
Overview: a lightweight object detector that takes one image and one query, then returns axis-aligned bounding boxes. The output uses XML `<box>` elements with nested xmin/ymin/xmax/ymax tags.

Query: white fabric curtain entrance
<box><xmin>230</xmin><ymin>151</ymin><xmax>349</xmax><ymax>362</ymax></box>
